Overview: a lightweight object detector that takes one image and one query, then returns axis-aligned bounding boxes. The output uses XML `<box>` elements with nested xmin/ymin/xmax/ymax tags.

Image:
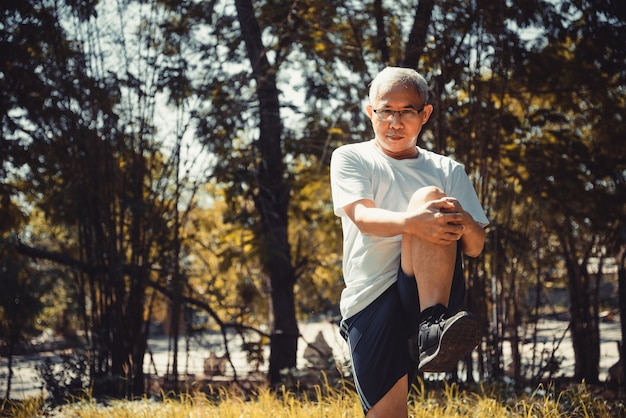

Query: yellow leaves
<box><xmin>182</xmin><ymin>182</ymin><xmax>269</xmax><ymax>325</ymax></box>
<box><xmin>327</xmin><ymin>127</ymin><xmax>344</xmax><ymax>135</ymax></box>
<box><xmin>181</xmin><ymin>166</ymin><xmax>343</xmax><ymax>324</ymax></box>
<box><xmin>517</xmin><ymin>165</ymin><xmax>530</xmax><ymax>181</ymax></box>
<box><xmin>314</xmin><ymin>42</ymin><xmax>326</xmax><ymax>53</ymax></box>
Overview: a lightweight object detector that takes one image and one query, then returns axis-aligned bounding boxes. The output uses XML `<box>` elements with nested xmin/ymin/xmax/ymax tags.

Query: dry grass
<box><xmin>3</xmin><ymin>379</ymin><xmax>625</xmax><ymax>417</ymax></box>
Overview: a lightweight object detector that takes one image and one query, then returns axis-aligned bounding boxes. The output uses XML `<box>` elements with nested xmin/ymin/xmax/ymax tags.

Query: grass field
<box><xmin>3</xmin><ymin>379</ymin><xmax>625</xmax><ymax>417</ymax></box>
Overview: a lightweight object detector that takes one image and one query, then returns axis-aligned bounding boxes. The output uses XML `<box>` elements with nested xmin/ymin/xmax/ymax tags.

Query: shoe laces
<box><xmin>421</xmin><ymin>305</ymin><xmax>448</xmax><ymax>327</ymax></box>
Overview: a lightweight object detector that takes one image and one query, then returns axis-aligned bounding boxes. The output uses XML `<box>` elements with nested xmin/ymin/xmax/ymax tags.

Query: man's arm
<box><xmin>343</xmin><ymin>199</ymin><xmax>407</xmax><ymax>237</ymax></box>
<box><xmin>344</xmin><ymin>198</ymin><xmax>485</xmax><ymax>257</ymax></box>
<box><xmin>344</xmin><ymin>197</ymin><xmax>465</xmax><ymax>240</ymax></box>
<box><xmin>458</xmin><ymin>210</ymin><xmax>485</xmax><ymax>257</ymax></box>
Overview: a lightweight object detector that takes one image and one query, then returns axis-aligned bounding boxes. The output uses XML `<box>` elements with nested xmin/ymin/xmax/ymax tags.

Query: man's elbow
<box><xmin>461</xmin><ymin>235</ymin><xmax>485</xmax><ymax>257</ymax></box>
<box><xmin>463</xmin><ymin>246</ymin><xmax>484</xmax><ymax>258</ymax></box>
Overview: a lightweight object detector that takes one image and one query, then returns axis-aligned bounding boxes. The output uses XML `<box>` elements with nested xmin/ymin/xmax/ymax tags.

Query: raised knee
<box><xmin>409</xmin><ymin>186</ymin><xmax>446</xmax><ymax>206</ymax></box>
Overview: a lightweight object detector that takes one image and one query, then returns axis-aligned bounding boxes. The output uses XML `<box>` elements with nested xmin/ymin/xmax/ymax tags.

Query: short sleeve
<box><xmin>330</xmin><ymin>146</ymin><xmax>373</xmax><ymax>217</ymax></box>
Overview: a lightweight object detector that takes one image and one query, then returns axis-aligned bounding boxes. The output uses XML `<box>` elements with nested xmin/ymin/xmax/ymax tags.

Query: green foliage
<box><xmin>289</xmin><ymin>163</ymin><xmax>343</xmax><ymax>317</ymax></box>
<box><xmin>185</xmin><ymin>183</ymin><xmax>266</xmax><ymax>325</ymax></box>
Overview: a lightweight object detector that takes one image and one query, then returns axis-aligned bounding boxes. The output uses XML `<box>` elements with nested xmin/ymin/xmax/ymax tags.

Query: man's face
<box><xmin>366</xmin><ymin>83</ymin><xmax>433</xmax><ymax>160</ymax></box>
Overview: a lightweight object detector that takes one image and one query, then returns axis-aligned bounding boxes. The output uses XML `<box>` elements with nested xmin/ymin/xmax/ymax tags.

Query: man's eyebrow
<box><xmin>379</xmin><ymin>104</ymin><xmax>419</xmax><ymax>109</ymax></box>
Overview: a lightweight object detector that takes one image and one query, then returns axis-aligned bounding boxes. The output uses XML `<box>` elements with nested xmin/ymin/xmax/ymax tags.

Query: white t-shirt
<box><xmin>330</xmin><ymin>140</ymin><xmax>489</xmax><ymax>319</ymax></box>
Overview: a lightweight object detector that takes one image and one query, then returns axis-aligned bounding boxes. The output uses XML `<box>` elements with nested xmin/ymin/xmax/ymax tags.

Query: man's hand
<box><xmin>414</xmin><ymin>197</ymin><xmax>465</xmax><ymax>245</ymax></box>
<box><xmin>433</xmin><ymin>197</ymin><xmax>485</xmax><ymax>257</ymax></box>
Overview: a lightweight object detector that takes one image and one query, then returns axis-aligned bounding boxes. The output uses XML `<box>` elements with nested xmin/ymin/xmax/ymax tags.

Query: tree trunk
<box><xmin>4</xmin><ymin>325</ymin><xmax>14</xmax><ymax>400</ymax></box>
<box><xmin>372</xmin><ymin>0</ymin><xmax>390</xmax><ymax>65</ymax></box>
<box><xmin>505</xmin><ymin>264</ymin><xmax>522</xmax><ymax>385</ymax></box>
<box><xmin>569</xmin><ymin>313</ymin><xmax>600</xmax><ymax>383</ymax></box>
<box><xmin>565</xmin><ymin>257</ymin><xmax>600</xmax><ymax>383</ymax></box>
<box><xmin>401</xmin><ymin>0</ymin><xmax>435</xmax><ymax>69</ymax></box>
<box><xmin>618</xmin><ymin>247</ymin><xmax>626</xmax><ymax>391</ymax></box>
<box><xmin>234</xmin><ymin>0</ymin><xmax>299</xmax><ymax>385</ymax></box>
<box><xmin>126</xmin><ymin>269</ymin><xmax>149</xmax><ymax>396</ymax></box>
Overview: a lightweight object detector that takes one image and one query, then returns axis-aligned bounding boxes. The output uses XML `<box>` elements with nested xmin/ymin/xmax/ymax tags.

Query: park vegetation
<box><xmin>4</xmin><ymin>380</ymin><xmax>626</xmax><ymax>417</ymax></box>
<box><xmin>1</xmin><ymin>0</ymin><xmax>625</xmax><ymax>410</ymax></box>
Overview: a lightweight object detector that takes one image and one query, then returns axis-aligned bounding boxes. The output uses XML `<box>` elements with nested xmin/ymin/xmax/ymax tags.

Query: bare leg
<box><xmin>366</xmin><ymin>374</ymin><xmax>408</xmax><ymax>417</ymax></box>
<box><xmin>400</xmin><ymin>186</ymin><xmax>456</xmax><ymax>311</ymax></box>
<box><xmin>400</xmin><ymin>187</ymin><xmax>481</xmax><ymax>372</ymax></box>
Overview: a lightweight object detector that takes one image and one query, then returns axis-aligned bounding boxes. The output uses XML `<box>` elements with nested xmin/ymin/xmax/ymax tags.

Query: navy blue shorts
<box><xmin>340</xmin><ymin>248</ymin><xmax>466</xmax><ymax>414</ymax></box>
<box><xmin>340</xmin><ymin>271</ymin><xmax>417</xmax><ymax>414</ymax></box>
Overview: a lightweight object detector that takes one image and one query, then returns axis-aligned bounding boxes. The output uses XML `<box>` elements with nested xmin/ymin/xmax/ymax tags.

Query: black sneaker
<box><xmin>416</xmin><ymin>304</ymin><xmax>481</xmax><ymax>373</ymax></box>
<box><xmin>408</xmin><ymin>304</ymin><xmax>447</xmax><ymax>364</ymax></box>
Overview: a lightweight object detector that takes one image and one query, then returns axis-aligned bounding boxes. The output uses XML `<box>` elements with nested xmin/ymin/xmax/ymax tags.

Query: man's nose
<box><xmin>389</xmin><ymin>112</ymin><xmax>404</xmax><ymax>127</ymax></box>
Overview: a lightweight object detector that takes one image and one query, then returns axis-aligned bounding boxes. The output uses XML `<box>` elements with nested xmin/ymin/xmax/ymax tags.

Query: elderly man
<box><xmin>330</xmin><ymin>67</ymin><xmax>489</xmax><ymax>417</ymax></box>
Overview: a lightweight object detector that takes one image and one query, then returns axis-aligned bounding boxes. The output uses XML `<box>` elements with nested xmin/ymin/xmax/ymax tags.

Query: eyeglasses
<box><xmin>372</xmin><ymin>105</ymin><xmax>425</xmax><ymax>122</ymax></box>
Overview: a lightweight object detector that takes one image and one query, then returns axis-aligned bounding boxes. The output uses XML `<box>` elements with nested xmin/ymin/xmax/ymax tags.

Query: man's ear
<box><xmin>365</xmin><ymin>104</ymin><xmax>373</xmax><ymax>119</ymax></box>
<box><xmin>421</xmin><ymin>104</ymin><xmax>434</xmax><ymax>124</ymax></box>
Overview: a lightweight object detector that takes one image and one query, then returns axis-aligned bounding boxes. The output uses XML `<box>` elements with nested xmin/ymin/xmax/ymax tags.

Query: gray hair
<box><xmin>369</xmin><ymin>67</ymin><xmax>430</xmax><ymax>105</ymax></box>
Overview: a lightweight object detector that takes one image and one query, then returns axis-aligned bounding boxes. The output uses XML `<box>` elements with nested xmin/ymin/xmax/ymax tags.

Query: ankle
<box><xmin>419</xmin><ymin>303</ymin><xmax>447</xmax><ymax>323</ymax></box>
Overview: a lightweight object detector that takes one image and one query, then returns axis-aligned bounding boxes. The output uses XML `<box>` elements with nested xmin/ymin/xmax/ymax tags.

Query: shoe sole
<box><xmin>418</xmin><ymin>313</ymin><xmax>481</xmax><ymax>373</ymax></box>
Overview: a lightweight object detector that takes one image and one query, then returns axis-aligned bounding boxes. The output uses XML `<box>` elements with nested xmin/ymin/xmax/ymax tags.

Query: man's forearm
<box><xmin>352</xmin><ymin>205</ymin><xmax>408</xmax><ymax>237</ymax></box>
<box><xmin>460</xmin><ymin>217</ymin><xmax>486</xmax><ymax>257</ymax></box>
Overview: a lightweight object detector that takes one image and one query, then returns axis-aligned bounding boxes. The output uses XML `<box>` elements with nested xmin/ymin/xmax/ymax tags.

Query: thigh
<box><xmin>342</xmin><ymin>284</ymin><xmax>414</xmax><ymax>414</ymax></box>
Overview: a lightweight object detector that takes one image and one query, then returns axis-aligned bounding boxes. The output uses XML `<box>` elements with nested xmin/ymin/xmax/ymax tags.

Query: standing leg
<box><xmin>366</xmin><ymin>375</ymin><xmax>408</xmax><ymax>417</ymax></box>
<box><xmin>342</xmin><ymin>282</ymin><xmax>413</xmax><ymax>417</ymax></box>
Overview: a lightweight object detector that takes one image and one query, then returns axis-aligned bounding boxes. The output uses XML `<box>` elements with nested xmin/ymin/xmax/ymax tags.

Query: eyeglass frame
<box><xmin>372</xmin><ymin>104</ymin><xmax>427</xmax><ymax>122</ymax></box>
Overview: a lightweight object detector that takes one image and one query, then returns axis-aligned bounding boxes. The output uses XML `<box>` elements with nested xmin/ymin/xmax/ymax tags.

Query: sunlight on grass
<box><xmin>35</xmin><ymin>384</ymin><xmax>362</xmax><ymax>418</ymax></box>
<box><xmin>407</xmin><ymin>379</ymin><xmax>512</xmax><ymax>417</ymax></box>
<box><xmin>3</xmin><ymin>379</ymin><xmax>624</xmax><ymax>417</ymax></box>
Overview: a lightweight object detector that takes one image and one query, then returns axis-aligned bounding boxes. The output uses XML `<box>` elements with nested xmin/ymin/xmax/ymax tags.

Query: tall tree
<box><xmin>233</xmin><ymin>0</ymin><xmax>299</xmax><ymax>384</ymax></box>
<box><xmin>1</xmin><ymin>0</ymin><xmax>206</xmax><ymax>396</ymax></box>
<box><xmin>187</xmin><ymin>0</ymin><xmax>373</xmax><ymax>384</ymax></box>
